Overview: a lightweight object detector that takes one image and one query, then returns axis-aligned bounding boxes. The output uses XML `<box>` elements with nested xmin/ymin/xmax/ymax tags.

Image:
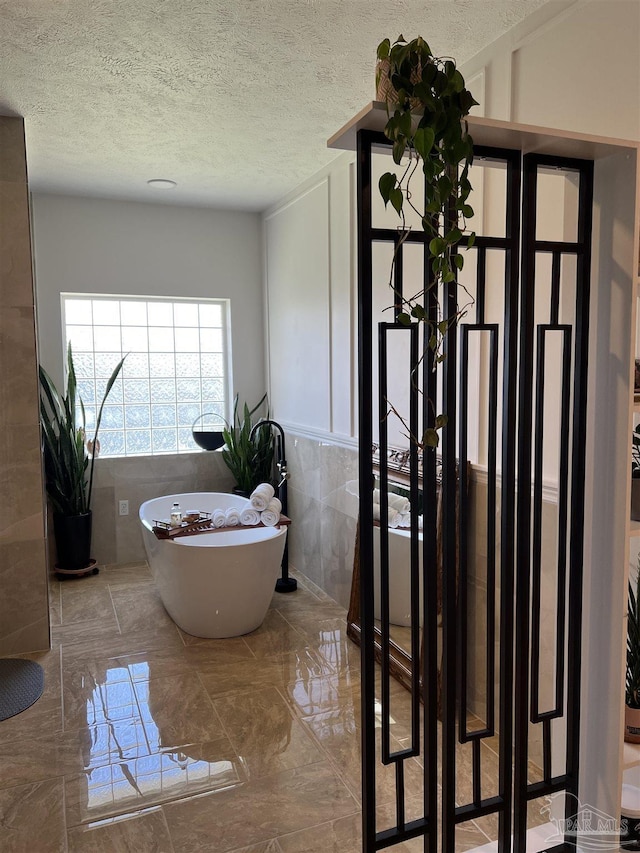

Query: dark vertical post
<box><xmin>497</xmin><ymin>149</ymin><xmax>521</xmax><ymax>853</ymax></box>
<box><xmin>423</xmin><ymin>213</ymin><xmax>439</xmax><ymax>853</ymax></box>
<box><xmin>514</xmin><ymin>154</ymin><xmax>537</xmax><ymax>851</ymax></box>
<box><xmin>356</xmin><ymin>129</ymin><xmax>377</xmax><ymax>853</ymax></box>
<box><xmin>441</xmin><ymin>205</ymin><xmax>459</xmax><ymax>853</ymax></box>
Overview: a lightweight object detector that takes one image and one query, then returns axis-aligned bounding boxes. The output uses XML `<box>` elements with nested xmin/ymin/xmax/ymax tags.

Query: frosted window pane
<box><xmin>77</xmin><ymin>380</ymin><xmax>96</xmax><ymax>405</ymax></box>
<box><xmin>123</xmin><ymin>353</ymin><xmax>150</xmax><ymax>379</ymax></box>
<box><xmin>121</xmin><ymin>302</ymin><xmax>147</xmax><ymax>326</ymax></box>
<box><xmin>93</xmin><ymin>301</ymin><xmax>120</xmax><ymax>325</ymax></box>
<box><xmin>177</xmin><ymin>378</ymin><xmax>200</xmax><ymax>402</ymax></box>
<box><xmin>125</xmin><ymin>405</ymin><xmax>151</xmax><ymax>429</ymax></box>
<box><xmin>177</xmin><ymin>403</ymin><xmax>200</xmax><ymax>427</ymax></box>
<box><xmin>101</xmin><ymin>406</ymin><xmax>124</xmax><ymax>429</ymax></box>
<box><xmin>147</xmin><ymin>302</ymin><xmax>173</xmax><ymax>326</ymax></box>
<box><xmin>175</xmin><ymin>328</ymin><xmax>199</xmax><ymax>353</ymax></box>
<box><xmin>95</xmin><ymin>353</ymin><xmax>123</xmax><ymax>379</ymax></box>
<box><xmin>64</xmin><ymin>300</ymin><xmax>92</xmax><ymax>325</ymax></box>
<box><xmin>126</xmin><ymin>430</ymin><xmax>151</xmax><ymax>454</ymax></box>
<box><xmin>152</xmin><ymin>429</ymin><xmax>178</xmax><ymax>453</ymax></box>
<box><xmin>200</xmin><ymin>402</ymin><xmax>225</xmax><ymax>422</ymax></box>
<box><xmin>83</xmin><ymin>406</ymin><xmax>96</xmax><ymax>431</ymax></box>
<box><xmin>93</xmin><ymin>326</ymin><xmax>122</xmax><ymax>352</ymax></box>
<box><xmin>96</xmin><ymin>377</ymin><xmax>123</xmax><ymax>404</ymax></box>
<box><xmin>202</xmin><ymin>378</ymin><xmax>225</xmax><ymax>401</ymax></box>
<box><xmin>178</xmin><ymin>428</ymin><xmax>197</xmax><ymax>451</ymax></box>
<box><xmin>124</xmin><ymin>380</ymin><xmax>150</xmax><ymax>403</ymax></box>
<box><xmin>149</xmin><ymin>354</ymin><xmax>175</xmax><ymax>377</ymax></box>
<box><xmin>100</xmin><ymin>431</ymin><xmax>125</xmax><ymax>456</ymax></box>
<box><xmin>62</xmin><ymin>295</ymin><xmax>227</xmax><ymax>459</ymax></box>
<box><xmin>152</xmin><ymin>405</ymin><xmax>176</xmax><ymax>427</ymax></box>
<box><xmin>200</xmin><ymin>329</ymin><xmax>223</xmax><ymax>353</ymax></box>
<box><xmin>73</xmin><ymin>353</ymin><xmax>95</xmax><ymax>378</ymax></box>
<box><xmin>175</xmin><ymin>354</ymin><xmax>200</xmax><ymax>377</ymax></box>
<box><xmin>121</xmin><ymin>327</ymin><xmax>149</xmax><ymax>352</ymax></box>
<box><xmin>150</xmin><ymin>379</ymin><xmax>175</xmax><ymax>402</ymax></box>
<box><xmin>200</xmin><ymin>354</ymin><xmax>224</xmax><ymax>376</ymax></box>
<box><xmin>174</xmin><ymin>303</ymin><xmax>198</xmax><ymax>327</ymax></box>
<box><xmin>149</xmin><ymin>327</ymin><xmax>174</xmax><ymax>352</ymax></box>
<box><xmin>199</xmin><ymin>304</ymin><xmax>222</xmax><ymax>327</ymax></box>
<box><xmin>67</xmin><ymin>325</ymin><xmax>94</xmax><ymax>351</ymax></box>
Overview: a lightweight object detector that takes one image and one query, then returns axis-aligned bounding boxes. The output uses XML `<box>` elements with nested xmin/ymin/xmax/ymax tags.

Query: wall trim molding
<box><xmin>281</xmin><ymin>421</ymin><xmax>358</xmax><ymax>450</ymax></box>
<box><xmin>470</xmin><ymin>462</ymin><xmax>559</xmax><ymax>504</ymax></box>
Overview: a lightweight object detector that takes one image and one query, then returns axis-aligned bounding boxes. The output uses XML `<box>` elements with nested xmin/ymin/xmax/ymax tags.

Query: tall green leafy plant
<box><xmin>39</xmin><ymin>343</ymin><xmax>126</xmax><ymax>516</ymax></box>
<box><xmin>628</xmin><ymin>563</ymin><xmax>640</xmax><ymax>709</ymax></box>
<box><xmin>376</xmin><ymin>35</ymin><xmax>477</xmax><ymax>448</ymax></box>
<box><xmin>221</xmin><ymin>393</ymin><xmax>274</xmax><ymax>494</ymax></box>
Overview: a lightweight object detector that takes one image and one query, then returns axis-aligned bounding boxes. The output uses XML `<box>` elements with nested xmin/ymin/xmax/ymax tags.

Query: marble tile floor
<box><xmin>1</xmin><ymin>562</ymin><xmax>541</xmax><ymax>853</ymax></box>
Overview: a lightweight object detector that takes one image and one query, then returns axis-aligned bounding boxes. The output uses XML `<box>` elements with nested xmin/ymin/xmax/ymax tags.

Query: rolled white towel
<box><xmin>212</xmin><ymin>509</ymin><xmax>226</xmax><ymax>528</ymax></box>
<box><xmin>261</xmin><ymin>497</ymin><xmax>282</xmax><ymax>527</ymax></box>
<box><xmin>372</xmin><ymin>489</ymin><xmax>410</xmax><ymax>515</ymax></box>
<box><xmin>250</xmin><ymin>482</ymin><xmax>275</xmax><ymax>511</ymax></box>
<box><xmin>224</xmin><ymin>507</ymin><xmax>241</xmax><ymax>527</ymax></box>
<box><xmin>268</xmin><ymin>496</ymin><xmax>282</xmax><ymax>514</ymax></box>
<box><xmin>397</xmin><ymin>513</ymin><xmax>424</xmax><ymax>530</ymax></box>
<box><xmin>240</xmin><ymin>506</ymin><xmax>260</xmax><ymax>527</ymax></box>
<box><xmin>373</xmin><ymin>504</ymin><xmax>401</xmax><ymax>528</ymax></box>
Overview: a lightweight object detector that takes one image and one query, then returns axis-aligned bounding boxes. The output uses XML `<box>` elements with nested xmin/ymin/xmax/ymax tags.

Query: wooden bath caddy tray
<box><xmin>152</xmin><ymin>512</ymin><xmax>291</xmax><ymax>540</ymax></box>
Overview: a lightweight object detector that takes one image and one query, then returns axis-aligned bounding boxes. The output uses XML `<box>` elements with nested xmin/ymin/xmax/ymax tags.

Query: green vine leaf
<box><xmin>423</xmin><ymin>428</ymin><xmax>439</xmax><ymax>448</ymax></box>
<box><xmin>389</xmin><ymin>188</ymin><xmax>403</xmax><ymax>214</ymax></box>
<box><xmin>379</xmin><ymin>172</ymin><xmax>397</xmax><ymax>207</ymax></box>
<box><xmin>413</xmin><ymin>126</ymin><xmax>435</xmax><ymax>160</ymax></box>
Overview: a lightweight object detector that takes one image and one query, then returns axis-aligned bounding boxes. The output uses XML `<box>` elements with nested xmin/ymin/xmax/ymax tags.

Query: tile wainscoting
<box><xmin>285</xmin><ymin>432</ymin><xmax>359</xmax><ymax>611</ymax></box>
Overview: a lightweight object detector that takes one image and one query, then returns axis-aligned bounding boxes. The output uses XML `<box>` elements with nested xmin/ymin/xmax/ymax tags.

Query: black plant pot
<box><xmin>53</xmin><ymin>511</ymin><xmax>93</xmax><ymax>571</ymax></box>
<box><xmin>232</xmin><ymin>486</ymin><xmax>251</xmax><ymax>499</ymax></box>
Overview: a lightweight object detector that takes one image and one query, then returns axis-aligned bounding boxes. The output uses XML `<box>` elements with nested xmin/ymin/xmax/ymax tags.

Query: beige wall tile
<box><xmin>90</xmin><ymin>485</ymin><xmax>117</xmax><ymax>565</ymax></box>
<box><xmin>0</xmin><ymin>538</ymin><xmax>49</xmax><ymax>653</ymax></box>
<box><xmin>0</xmin><ymin>182</ymin><xmax>34</xmax><ymax>307</ymax></box>
<box><xmin>0</xmin><ymin>118</ymin><xmax>27</xmax><ymax>183</ymax></box>
<box><xmin>0</xmin><ymin>615</ymin><xmax>49</xmax><ymax>655</ymax></box>
<box><xmin>0</xmin><ymin>425</ymin><xmax>46</xmax><ymax>540</ymax></box>
<box><xmin>0</xmin><ymin>306</ymin><xmax>39</xmax><ymax>428</ymax></box>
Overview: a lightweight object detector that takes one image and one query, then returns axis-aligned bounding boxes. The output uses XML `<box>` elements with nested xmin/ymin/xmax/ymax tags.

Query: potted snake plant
<box><xmin>39</xmin><ymin>343</ymin><xmax>126</xmax><ymax>574</ymax></box>
<box><xmin>221</xmin><ymin>393</ymin><xmax>275</xmax><ymax>496</ymax></box>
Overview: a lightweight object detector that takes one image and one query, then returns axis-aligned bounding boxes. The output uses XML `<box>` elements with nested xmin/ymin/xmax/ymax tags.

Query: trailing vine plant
<box><xmin>376</xmin><ymin>35</ymin><xmax>478</xmax><ymax>447</ymax></box>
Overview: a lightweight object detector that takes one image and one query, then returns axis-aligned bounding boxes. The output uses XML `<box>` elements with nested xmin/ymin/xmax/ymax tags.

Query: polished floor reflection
<box><xmin>1</xmin><ymin>562</ymin><xmax>509</xmax><ymax>852</ymax></box>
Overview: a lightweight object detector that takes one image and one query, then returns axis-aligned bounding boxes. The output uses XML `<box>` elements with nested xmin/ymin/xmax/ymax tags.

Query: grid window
<box><xmin>61</xmin><ymin>295</ymin><xmax>230</xmax><ymax>457</ymax></box>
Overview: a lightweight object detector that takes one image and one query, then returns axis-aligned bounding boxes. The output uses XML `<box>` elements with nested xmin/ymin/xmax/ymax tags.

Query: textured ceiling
<box><xmin>0</xmin><ymin>0</ymin><xmax>554</xmax><ymax>211</ymax></box>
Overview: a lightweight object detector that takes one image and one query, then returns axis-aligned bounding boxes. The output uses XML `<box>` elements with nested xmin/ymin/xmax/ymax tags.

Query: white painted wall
<box><xmin>264</xmin><ymin>0</ymin><xmax>640</xmax><ymax>451</ymax></box>
<box><xmin>31</xmin><ymin>193</ymin><xmax>265</xmax><ymax>405</ymax></box>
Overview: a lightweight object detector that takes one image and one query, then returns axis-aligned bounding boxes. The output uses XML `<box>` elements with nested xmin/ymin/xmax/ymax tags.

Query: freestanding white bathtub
<box><xmin>139</xmin><ymin>492</ymin><xmax>287</xmax><ymax>638</ymax></box>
